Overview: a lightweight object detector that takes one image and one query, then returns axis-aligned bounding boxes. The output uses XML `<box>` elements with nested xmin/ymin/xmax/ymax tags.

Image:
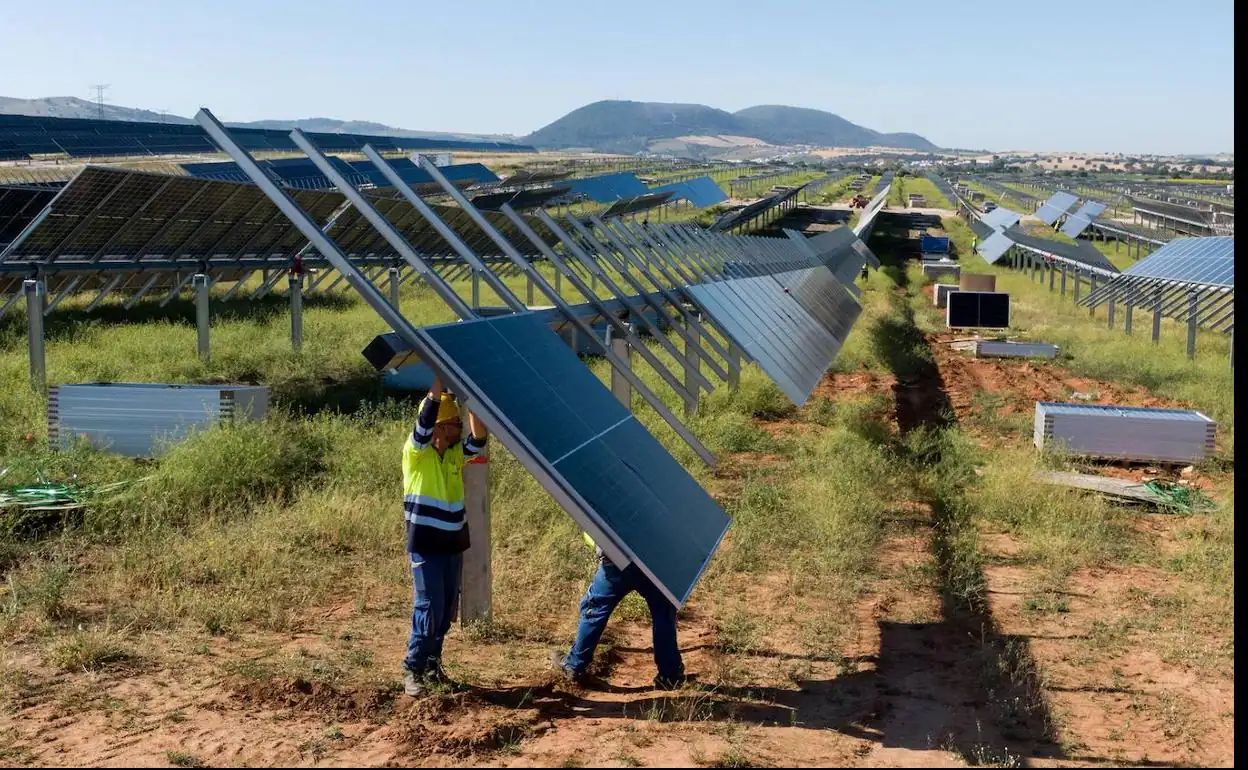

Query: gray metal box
<box><xmin>48</xmin><ymin>383</ymin><xmax>269</xmax><ymax>457</ymax></box>
<box><xmin>1033</xmin><ymin>402</ymin><xmax>1216</xmax><ymax>464</ymax></box>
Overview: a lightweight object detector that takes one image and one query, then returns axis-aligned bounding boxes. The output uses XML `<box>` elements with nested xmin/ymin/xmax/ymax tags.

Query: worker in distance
<box><xmin>401</xmin><ymin>375</ymin><xmax>487</xmax><ymax>697</ymax></box>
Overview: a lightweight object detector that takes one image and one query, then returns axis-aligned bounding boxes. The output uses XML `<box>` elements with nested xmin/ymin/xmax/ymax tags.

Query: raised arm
<box><xmin>411</xmin><ymin>376</ymin><xmax>443</xmax><ymax>449</ymax></box>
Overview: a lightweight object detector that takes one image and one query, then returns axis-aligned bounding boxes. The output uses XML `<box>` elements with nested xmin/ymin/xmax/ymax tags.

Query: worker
<box><xmin>550</xmin><ymin>535</ymin><xmax>687</xmax><ymax>690</ymax></box>
<box><xmin>401</xmin><ymin>375</ymin><xmax>488</xmax><ymax>697</ymax></box>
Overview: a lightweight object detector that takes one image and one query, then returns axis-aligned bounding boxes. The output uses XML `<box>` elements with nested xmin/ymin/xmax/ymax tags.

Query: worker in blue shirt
<box><xmin>550</xmin><ymin>535</ymin><xmax>687</xmax><ymax>690</ymax></box>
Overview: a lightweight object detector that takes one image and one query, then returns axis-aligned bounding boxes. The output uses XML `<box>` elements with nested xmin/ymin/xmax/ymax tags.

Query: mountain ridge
<box><xmin>525</xmin><ymin>100</ymin><xmax>938</xmax><ymax>152</ymax></box>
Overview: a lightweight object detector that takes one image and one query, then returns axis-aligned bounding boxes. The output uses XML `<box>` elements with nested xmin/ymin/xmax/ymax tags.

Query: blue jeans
<box><xmin>403</xmin><ymin>551</ymin><xmax>462</xmax><ymax>674</ymax></box>
<box><xmin>564</xmin><ymin>560</ymin><xmax>684</xmax><ymax>681</ymax></box>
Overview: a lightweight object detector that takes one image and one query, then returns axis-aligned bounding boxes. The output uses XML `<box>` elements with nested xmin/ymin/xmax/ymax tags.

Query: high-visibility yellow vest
<box><xmin>402</xmin><ymin>436</ymin><xmax>469</xmax><ymax>553</ymax></box>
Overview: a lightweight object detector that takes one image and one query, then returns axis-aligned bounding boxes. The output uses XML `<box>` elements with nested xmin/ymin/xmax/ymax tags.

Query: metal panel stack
<box><xmin>1033</xmin><ymin>402</ymin><xmax>1217</xmax><ymax>464</ymax></box>
<box><xmin>48</xmin><ymin>383</ymin><xmax>269</xmax><ymax>457</ymax></box>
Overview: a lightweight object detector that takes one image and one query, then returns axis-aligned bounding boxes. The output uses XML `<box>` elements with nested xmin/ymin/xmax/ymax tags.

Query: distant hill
<box><xmin>0</xmin><ymin>96</ymin><xmax>519</xmax><ymax>144</ymax></box>
<box><xmin>526</xmin><ymin>100</ymin><xmax>938</xmax><ymax>152</ymax></box>
<box><xmin>0</xmin><ymin>96</ymin><xmax>192</xmax><ymax>124</ymax></box>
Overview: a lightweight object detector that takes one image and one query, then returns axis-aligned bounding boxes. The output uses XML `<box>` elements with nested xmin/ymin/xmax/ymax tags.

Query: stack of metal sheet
<box><xmin>1033</xmin><ymin>402</ymin><xmax>1217</xmax><ymax>464</ymax></box>
<box><xmin>48</xmin><ymin>383</ymin><xmax>269</xmax><ymax>457</ymax></box>
<box><xmin>973</xmin><ymin>341</ymin><xmax>1057</xmax><ymax>359</ymax></box>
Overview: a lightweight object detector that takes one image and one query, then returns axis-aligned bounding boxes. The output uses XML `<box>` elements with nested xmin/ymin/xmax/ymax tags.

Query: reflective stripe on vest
<box><xmin>402</xmin><ymin>437</ymin><xmax>466</xmax><ymax>531</ymax></box>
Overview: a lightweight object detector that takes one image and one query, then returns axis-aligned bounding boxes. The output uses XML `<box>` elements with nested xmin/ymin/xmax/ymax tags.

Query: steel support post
<box><xmin>1124</xmin><ymin>302</ymin><xmax>1133</xmax><ymax>335</ymax></box>
<box><xmin>194</xmin><ymin>274</ymin><xmax>210</xmax><ymax>362</ymax></box>
<box><xmin>1088</xmin><ymin>275</ymin><xmax>1096</xmax><ymax>316</ymax></box>
<box><xmin>1186</xmin><ymin>291</ymin><xmax>1198</xmax><ymax>360</ymax></box>
<box><xmin>1107</xmin><ymin>298</ymin><xmax>1115</xmax><ymax>328</ymax></box>
<box><xmin>24</xmin><ymin>280</ymin><xmax>46</xmax><ymax>394</ymax></box>
<box><xmin>459</xmin><ymin>434</ymin><xmax>491</xmax><ymax>625</ymax></box>
<box><xmin>526</xmin><ymin>273</ymin><xmax>534</xmax><ymax>305</ymax></box>
<box><xmin>1152</xmin><ymin>289</ymin><xmax>1163</xmax><ymax>343</ymax></box>
<box><xmin>289</xmin><ymin>273</ymin><xmax>304</xmax><ymax>352</ymax></box>
<box><xmin>1048</xmin><ymin>261</ymin><xmax>1055</xmax><ymax>291</ymax></box>
<box><xmin>1073</xmin><ymin>270</ymin><xmax>1080</xmax><ymax>302</ymax></box>
<box><xmin>388</xmin><ymin>266</ymin><xmax>401</xmax><ymax>310</ymax></box>
<box><xmin>1060</xmin><ymin>263</ymin><xmax>1067</xmax><ymax>296</ymax></box>
<box><xmin>471</xmin><ymin>268</ymin><xmax>480</xmax><ymax>308</ymax></box>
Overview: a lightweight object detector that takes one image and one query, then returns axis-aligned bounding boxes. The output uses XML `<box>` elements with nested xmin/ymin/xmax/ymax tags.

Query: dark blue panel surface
<box><xmin>420</xmin><ymin>312</ymin><xmax>729</xmax><ymax>606</ymax></box>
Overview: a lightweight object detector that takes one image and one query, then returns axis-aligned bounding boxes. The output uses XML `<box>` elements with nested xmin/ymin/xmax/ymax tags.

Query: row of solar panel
<box><xmin>0</xmin><ymin>113</ymin><xmax>534</xmax><ymax>160</ymax></box>
<box><xmin>181</xmin><ymin>157</ymin><xmax>500</xmax><ymax>190</ymax></box>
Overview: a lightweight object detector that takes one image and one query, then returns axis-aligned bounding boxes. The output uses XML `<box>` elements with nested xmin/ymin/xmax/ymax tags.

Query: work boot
<box><xmin>653</xmin><ymin>672</ymin><xmax>690</xmax><ymax>691</ymax></box>
<box><xmin>426</xmin><ymin>659</ymin><xmax>463</xmax><ymax>690</ymax></box>
<box><xmin>548</xmin><ymin>650</ymin><xmax>586</xmax><ymax>685</ymax></box>
<box><xmin>403</xmin><ymin>668</ymin><xmax>427</xmax><ymax>698</ymax></box>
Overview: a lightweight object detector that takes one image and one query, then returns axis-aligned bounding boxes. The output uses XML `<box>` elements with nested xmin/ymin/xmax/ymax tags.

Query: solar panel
<box><xmin>1123</xmin><ymin>236</ymin><xmax>1234</xmax><ymax>288</ymax></box>
<box><xmin>947</xmin><ymin>291</ymin><xmax>1010</xmax><ymax>329</ymax></box>
<box><xmin>977</xmin><ymin>231</ymin><xmax>1014</xmax><ymax>263</ymax></box>
<box><xmin>981</xmin><ymin>206</ymin><xmax>1022</xmax><ymax>230</ymax></box>
<box><xmin>1035</xmin><ymin>191</ymin><xmax>1080</xmax><ymax>225</ymax></box>
<box><xmin>564</xmin><ymin>172</ymin><xmax>649</xmax><ymax>202</ymax></box>
<box><xmin>421</xmin><ymin>312</ymin><xmax>729</xmax><ymax>607</ymax></box>
<box><xmin>649</xmin><ymin>176</ymin><xmax>728</xmax><ymax>208</ymax></box>
<box><xmin>1058</xmin><ymin>201</ymin><xmax>1109</xmax><ymax>239</ymax></box>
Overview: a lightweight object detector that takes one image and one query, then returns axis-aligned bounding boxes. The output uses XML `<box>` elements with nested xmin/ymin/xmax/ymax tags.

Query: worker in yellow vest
<box><xmin>402</xmin><ymin>376</ymin><xmax>487</xmax><ymax>697</ymax></box>
<box><xmin>550</xmin><ymin>534</ymin><xmax>687</xmax><ymax>690</ymax></box>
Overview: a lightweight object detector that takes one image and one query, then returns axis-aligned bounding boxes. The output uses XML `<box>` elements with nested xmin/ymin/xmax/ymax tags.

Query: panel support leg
<box><xmin>194</xmin><ymin>273</ymin><xmax>210</xmax><ymax>362</ymax></box>
<box><xmin>460</xmin><ymin>436</ymin><xmax>491</xmax><ymax>626</ymax></box>
<box><xmin>608</xmin><ymin>324</ymin><xmax>632</xmax><ymax>409</ymax></box>
<box><xmin>25</xmin><ymin>279</ymin><xmax>46</xmax><ymax>395</ymax></box>
<box><xmin>1186</xmin><ymin>291</ymin><xmax>1198</xmax><ymax>360</ymax></box>
<box><xmin>388</xmin><ymin>266</ymin><xmax>401</xmax><ymax>310</ymax></box>
<box><xmin>290</xmin><ymin>273</ymin><xmax>303</xmax><ymax>352</ymax></box>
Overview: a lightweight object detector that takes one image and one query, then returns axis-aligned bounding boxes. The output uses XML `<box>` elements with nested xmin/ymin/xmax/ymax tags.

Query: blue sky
<box><xmin>0</xmin><ymin>0</ymin><xmax>1233</xmax><ymax>154</ymax></box>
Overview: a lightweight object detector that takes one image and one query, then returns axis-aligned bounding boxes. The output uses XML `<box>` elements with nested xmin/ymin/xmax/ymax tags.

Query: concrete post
<box><xmin>289</xmin><ymin>273</ymin><xmax>303</xmax><ymax>352</ymax></box>
<box><xmin>607</xmin><ymin>325</ymin><xmax>632</xmax><ymax>408</ymax></box>
<box><xmin>460</xmin><ymin>434</ymin><xmax>491</xmax><ymax>625</ymax></box>
<box><xmin>388</xmin><ymin>267</ymin><xmax>401</xmax><ymax>309</ymax></box>
<box><xmin>194</xmin><ymin>273</ymin><xmax>210</xmax><ymax>362</ymax></box>
<box><xmin>683</xmin><ymin>318</ymin><xmax>700</xmax><ymax>418</ymax></box>
<box><xmin>24</xmin><ymin>279</ymin><xmax>46</xmax><ymax>394</ymax></box>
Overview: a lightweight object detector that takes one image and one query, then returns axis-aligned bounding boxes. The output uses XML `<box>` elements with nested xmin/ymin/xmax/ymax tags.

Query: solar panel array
<box><xmin>0</xmin><ymin>165</ymin><xmax>560</xmax><ymax>298</ymax></box>
<box><xmin>1121</xmin><ymin>236</ymin><xmax>1233</xmax><ymax>287</ymax></box>
<box><xmin>182</xmin><ymin>157</ymin><xmax>500</xmax><ymax>191</ymax></box>
<box><xmin>1079</xmin><ymin>237</ymin><xmax>1234</xmax><ymax>333</ymax></box>
<box><xmin>0</xmin><ymin>113</ymin><xmax>533</xmax><ymax>161</ymax></box>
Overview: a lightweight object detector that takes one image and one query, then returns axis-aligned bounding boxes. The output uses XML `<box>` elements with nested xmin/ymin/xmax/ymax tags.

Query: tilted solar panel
<box><xmin>981</xmin><ymin>206</ymin><xmax>1022</xmax><ymax>231</ymax></box>
<box><xmin>420</xmin><ymin>312</ymin><xmax>730</xmax><ymax>607</ymax></box>
<box><xmin>1123</xmin><ymin>236</ymin><xmax>1234</xmax><ymax>288</ymax></box>
<box><xmin>977</xmin><ymin>231</ymin><xmax>1014</xmax><ymax>264</ymax></box>
<box><xmin>1035</xmin><ymin>191</ymin><xmax>1080</xmax><ymax>225</ymax></box>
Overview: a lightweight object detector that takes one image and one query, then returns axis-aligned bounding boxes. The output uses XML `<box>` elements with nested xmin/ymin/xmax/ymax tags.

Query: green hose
<box><xmin>1142</xmin><ymin>480</ymin><xmax>1215</xmax><ymax>513</ymax></box>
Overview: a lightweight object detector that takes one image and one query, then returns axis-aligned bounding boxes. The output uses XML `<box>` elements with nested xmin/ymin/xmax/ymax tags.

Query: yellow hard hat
<box><xmin>435</xmin><ymin>394</ymin><xmax>460</xmax><ymax>424</ymax></box>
